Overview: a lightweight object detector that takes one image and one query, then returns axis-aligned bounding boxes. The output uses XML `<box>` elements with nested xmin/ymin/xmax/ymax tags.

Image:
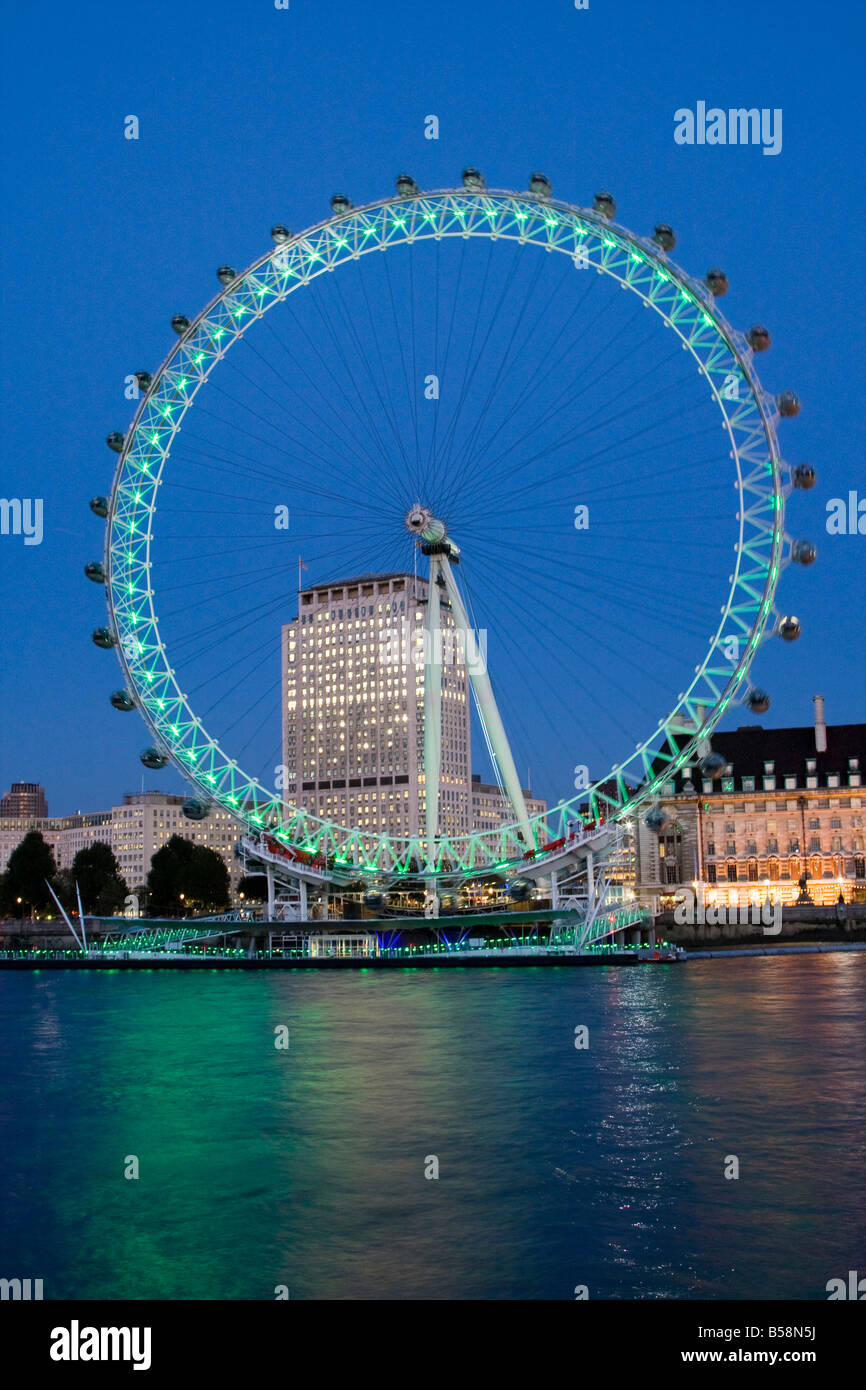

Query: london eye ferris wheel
<box><xmin>86</xmin><ymin>169</ymin><xmax>816</xmax><ymax>888</ymax></box>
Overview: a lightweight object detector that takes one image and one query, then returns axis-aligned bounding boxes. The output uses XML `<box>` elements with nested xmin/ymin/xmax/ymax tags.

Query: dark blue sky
<box><xmin>1</xmin><ymin>0</ymin><xmax>863</xmax><ymax>818</ymax></box>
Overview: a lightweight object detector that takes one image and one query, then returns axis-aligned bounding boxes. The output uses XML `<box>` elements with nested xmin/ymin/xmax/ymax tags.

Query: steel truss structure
<box><xmin>94</xmin><ymin>181</ymin><xmax>806</xmax><ymax>886</ymax></box>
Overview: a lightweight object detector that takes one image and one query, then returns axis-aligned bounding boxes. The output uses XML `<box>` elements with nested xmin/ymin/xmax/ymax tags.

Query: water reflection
<box><xmin>0</xmin><ymin>957</ymin><xmax>863</xmax><ymax>1299</ymax></box>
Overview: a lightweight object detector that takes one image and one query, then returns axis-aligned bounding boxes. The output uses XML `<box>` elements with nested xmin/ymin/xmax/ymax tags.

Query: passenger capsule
<box><xmin>110</xmin><ymin>690</ymin><xmax>136</xmax><ymax>711</ymax></box>
<box><xmin>778</xmin><ymin>391</ymin><xmax>801</xmax><ymax>418</ymax></box>
<box><xmin>171</xmin><ymin>314</ymin><xmax>190</xmax><ymax>335</ymax></box>
<box><xmin>395</xmin><ymin>173</ymin><xmax>419</xmax><ymax>197</ymax></box>
<box><xmin>791</xmin><ymin>464</ymin><xmax>816</xmax><ymax>490</ymax></box>
<box><xmin>699</xmin><ymin>752</ymin><xmax>726</xmax><ymax>779</ymax></box>
<box><xmin>330</xmin><ymin>194</ymin><xmax>352</xmax><ymax>215</ymax></box>
<box><xmin>747</xmin><ymin>689</ymin><xmax>771</xmax><ymax>714</ymax></box>
<box><xmin>140</xmin><ymin>747</ymin><xmax>169</xmax><ymax>770</ymax></box>
<box><xmin>90</xmin><ymin>496</ymin><xmax>109</xmax><ymax>518</ymax></box>
<box><xmin>593</xmin><ymin>191</ymin><xmax>616</xmax><ymax>219</ymax></box>
<box><xmin>182</xmin><ymin>799</ymin><xmax>210</xmax><ymax>821</ymax></box>
<box><xmin>747</xmin><ymin>325</ymin><xmax>771</xmax><ymax>353</ymax></box>
<box><xmin>506</xmin><ymin>879</ymin><xmax>532</xmax><ymax>902</ymax></box>
<box><xmin>217</xmin><ymin>265</ymin><xmax>237</xmax><ymax>286</ymax></box>
<box><xmin>644</xmin><ymin>806</ymin><xmax>667</xmax><ymax>831</ymax></box>
<box><xmin>529</xmin><ymin>172</ymin><xmax>552</xmax><ymax>198</ymax></box>
<box><xmin>270</xmin><ymin>225</ymin><xmax>291</xmax><ymax>243</ymax></box>
<box><xmin>84</xmin><ymin>561</ymin><xmax>105</xmax><ymax>583</ymax></box>
<box><xmin>653</xmin><ymin>223</ymin><xmax>676</xmax><ymax>251</ymax></box>
<box><xmin>779</xmin><ymin>615</ymin><xmax>802</xmax><ymax>642</ymax></box>
<box><xmin>106</xmin><ymin>431</ymin><xmax>125</xmax><ymax>453</ymax></box>
<box><xmin>462</xmin><ymin>166</ymin><xmax>485</xmax><ymax>191</ymax></box>
<box><xmin>705</xmin><ymin>268</ymin><xmax>729</xmax><ymax>296</ymax></box>
<box><xmin>792</xmin><ymin>538</ymin><xmax>817</xmax><ymax>565</ymax></box>
<box><xmin>91</xmin><ymin>627</ymin><xmax>116</xmax><ymax>648</ymax></box>
<box><xmin>134</xmin><ymin>371</ymin><xmax>152</xmax><ymax>392</ymax></box>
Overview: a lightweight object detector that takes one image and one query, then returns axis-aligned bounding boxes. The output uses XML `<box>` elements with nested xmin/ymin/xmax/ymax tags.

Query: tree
<box><xmin>71</xmin><ymin>842</ymin><xmax>129</xmax><ymax>916</ymax></box>
<box><xmin>147</xmin><ymin>835</ymin><xmax>230</xmax><ymax>915</ymax></box>
<box><xmin>237</xmin><ymin>873</ymin><xmax>267</xmax><ymax>901</ymax></box>
<box><xmin>0</xmin><ymin>831</ymin><xmax>58</xmax><ymax>918</ymax></box>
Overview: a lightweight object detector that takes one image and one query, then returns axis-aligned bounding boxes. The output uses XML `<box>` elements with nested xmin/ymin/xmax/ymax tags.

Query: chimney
<box><xmin>813</xmin><ymin>694</ymin><xmax>828</xmax><ymax>753</ymax></box>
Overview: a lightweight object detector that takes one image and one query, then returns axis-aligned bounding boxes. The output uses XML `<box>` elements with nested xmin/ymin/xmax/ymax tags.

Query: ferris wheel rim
<box><xmin>99</xmin><ymin>184</ymin><xmax>791</xmax><ymax>879</ymax></box>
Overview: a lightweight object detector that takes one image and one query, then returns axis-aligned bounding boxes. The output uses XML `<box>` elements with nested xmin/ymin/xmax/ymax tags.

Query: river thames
<box><xmin>2</xmin><ymin>955</ymin><xmax>863</xmax><ymax>1300</ymax></box>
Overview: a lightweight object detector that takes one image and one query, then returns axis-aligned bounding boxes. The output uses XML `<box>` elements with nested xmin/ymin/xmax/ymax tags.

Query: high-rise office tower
<box><xmin>281</xmin><ymin>572</ymin><xmax>473</xmax><ymax>841</ymax></box>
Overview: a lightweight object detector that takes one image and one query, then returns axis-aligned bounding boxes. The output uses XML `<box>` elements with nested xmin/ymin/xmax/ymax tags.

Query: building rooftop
<box><xmin>301</xmin><ymin>571</ymin><xmax>417</xmax><ymax>594</ymax></box>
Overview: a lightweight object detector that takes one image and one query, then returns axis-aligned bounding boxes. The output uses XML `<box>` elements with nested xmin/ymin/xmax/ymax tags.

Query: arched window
<box><xmin>769</xmin><ymin>858</ymin><xmax>780</xmax><ymax>881</ymax></box>
<box><xmin>748</xmin><ymin>858</ymin><xmax>759</xmax><ymax>882</ymax></box>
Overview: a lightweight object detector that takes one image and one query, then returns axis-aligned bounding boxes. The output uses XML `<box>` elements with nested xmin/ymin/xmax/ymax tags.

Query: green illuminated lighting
<box><xmin>194</xmin><ymin>353</ymin><xmax>205</xmax><ymax>364</ymax></box>
<box><xmin>214</xmin><ymin>328</ymin><xmax>225</xmax><ymax>339</ymax></box>
<box><xmin>233</xmin><ymin>305</ymin><xmax>249</xmax><ymax>318</ymax></box>
<box><xmin>177</xmin><ymin>377</ymin><xmax>188</xmax><ymax>389</ymax></box>
<box><xmin>149</xmin><ymin>433</ymin><xmax>161</xmax><ymax>445</ymax></box>
<box><xmin>603</xmin><ymin>237</ymin><xmax>615</xmax><ymax>247</ymax></box>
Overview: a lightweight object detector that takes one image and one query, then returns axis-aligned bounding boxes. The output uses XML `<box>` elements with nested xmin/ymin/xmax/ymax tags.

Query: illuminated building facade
<box><xmin>471</xmin><ymin>774</ymin><xmax>547</xmax><ymax>833</ymax></box>
<box><xmin>636</xmin><ymin>698</ymin><xmax>866</xmax><ymax>906</ymax></box>
<box><xmin>0</xmin><ymin>782</ymin><xmax>48</xmax><ymax>818</ymax></box>
<box><xmin>282</xmin><ymin>572</ymin><xmax>473</xmax><ymax>839</ymax></box>
<box><xmin>0</xmin><ymin>793</ymin><xmax>243</xmax><ymax>896</ymax></box>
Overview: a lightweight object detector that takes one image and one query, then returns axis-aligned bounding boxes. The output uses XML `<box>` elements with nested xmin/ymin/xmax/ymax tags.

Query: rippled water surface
<box><xmin>2</xmin><ymin>956</ymin><xmax>864</xmax><ymax>1299</ymax></box>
